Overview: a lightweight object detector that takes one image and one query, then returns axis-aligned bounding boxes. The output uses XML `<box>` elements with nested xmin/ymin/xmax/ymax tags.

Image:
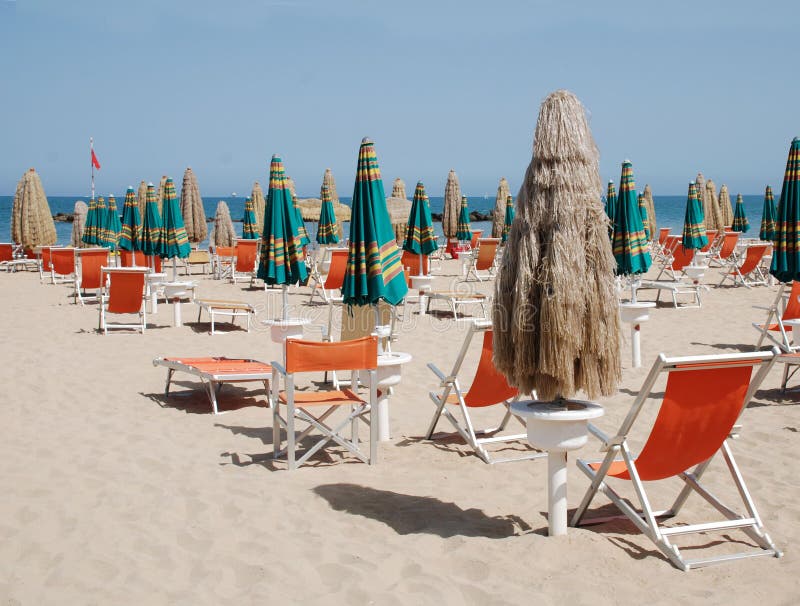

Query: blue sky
<box><xmin>1</xmin><ymin>0</ymin><xmax>797</xmax><ymax>197</ymax></box>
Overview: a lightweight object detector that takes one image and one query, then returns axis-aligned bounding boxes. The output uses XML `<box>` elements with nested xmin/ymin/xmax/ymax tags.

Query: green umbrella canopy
<box><xmin>402</xmin><ymin>181</ymin><xmax>438</xmax><ymax>255</ymax></box>
<box><xmin>760</xmin><ymin>185</ymin><xmax>777</xmax><ymax>242</ymax></box>
<box><xmin>731</xmin><ymin>193</ymin><xmax>750</xmax><ymax>233</ymax></box>
<box><xmin>81</xmin><ymin>195</ymin><xmax>102</xmax><ymax>246</ymax></box>
<box><xmin>455</xmin><ymin>195</ymin><xmax>472</xmax><ymax>241</ymax></box>
<box><xmin>638</xmin><ymin>193</ymin><xmax>650</xmax><ymax>240</ymax></box>
<box><xmin>612</xmin><ymin>161</ymin><xmax>652</xmax><ymax>275</ymax></box>
<box><xmin>771</xmin><ymin>138</ymin><xmax>800</xmax><ymax>282</ymax></box>
<box><xmin>140</xmin><ymin>183</ymin><xmax>163</xmax><ymax>256</ymax></box>
<box><xmin>256</xmin><ymin>155</ymin><xmax>309</xmax><ymax>286</ymax></box>
<box><xmin>118</xmin><ymin>187</ymin><xmax>142</xmax><ymax>252</ymax></box>
<box><xmin>159</xmin><ymin>178</ymin><xmax>191</xmax><ymax>259</ymax></box>
<box><xmin>681</xmin><ymin>182</ymin><xmax>708</xmax><ymax>250</ymax></box>
<box><xmin>316</xmin><ymin>185</ymin><xmax>340</xmax><ymax>244</ymax></box>
<box><xmin>342</xmin><ymin>138</ymin><xmax>409</xmax><ymax>307</ymax></box>
<box><xmin>242</xmin><ymin>196</ymin><xmax>260</xmax><ymax>240</ymax></box>
<box><xmin>502</xmin><ymin>195</ymin><xmax>515</xmax><ymax>243</ymax></box>
<box><xmin>102</xmin><ymin>194</ymin><xmax>122</xmax><ymax>250</ymax></box>
<box><xmin>605</xmin><ymin>179</ymin><xmax>617</xmax><ymax>223</ymax></box>
<box><xmin>291</xmin><ymin>192</ymin><xmax>311</xmax><ymax>247</ymax></box>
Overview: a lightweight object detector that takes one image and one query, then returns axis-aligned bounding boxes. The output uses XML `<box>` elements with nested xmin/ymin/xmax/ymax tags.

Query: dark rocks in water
<box><xmin>469</xmin><ymin>210</ymin><xmax>492</xmax><ymax>221</ymax></box>
<box><xmin>431</xmin><ymin>212</ymin><xmax>442</xmax><ymax>221</ymax></box>
<box><xmin>53</xmin><ymin>213</ymin><xmax>74</xmax><ymax>223</ymax></box>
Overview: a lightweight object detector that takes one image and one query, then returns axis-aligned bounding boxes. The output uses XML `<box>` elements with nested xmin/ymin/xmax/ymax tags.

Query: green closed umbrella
<box><xmin>292</xmin><ymin>192</ymin><xmax>310</xmax><ymax>248</ymax></box>
<box><xmin>682</xmin><ymin>182</ymin><xmax>708</xmax><ymax>250</ymax></box>
<box><xmin>770</xmin><ymin>138</ymin><xmax>800</xmax><ymax>283</ymax></box>
<box><xmin>605</xmin><ymin>179</ymin><xmax>617</xmax><ymax>223</ymax></box>
<box><xmin>612</xmin><ymin>161</ymin><xmax>651</xmax><ymax>278</ymax></box>
<box><xmin>118</xmin><ymin>187</ymin><xmax>142</xmax><ymax>252</ymax></box>
<box><xmin>140</xmin><ymin>184</ymin><xmax>163</xmax><ymax>259</ymax></box>
<box><xmin>82</xmin><ymin>196</ymin><xmax>106</xmax><ymax>246</ymax></box>
<box><xmin>103</xmin><ymin>194</ymin><xmax>122</xmax><ymax>250</ymax></box>
<box><xmin>732</xmin><ymin>193</ymin><xmax>750</xmax><ymax>233</ymax></box>
<box><xmin>760</xmin><ymin>185</ymin><xmax>777</xmax><ymax>242</ymax></box>
<box><xmin>402</xmin><ymin>181</ymin><xmax>438</xmax><ymax>273</ymax></box>
<box><xmin>502</xmin><ymin>195</ymin><xmax>515</xmax><ymax>243</ymax></box>
<box><xmin>159</xmin><ymin>178</ymin><xmax>190</xmax><ymax>279</ymax></box>
<box><xmin>342</xmin><ymin>138</ymin><xmax>408</xmax><ymax>307</ymax></box>
<box><xmin>638</xmin><ymin>193</ymin><xmax>650</xmax><ymax>240</ymax></box>
<box><xmin>257</xmin><ymin>155</ymin><xmax>309</xmax><ymax>319</ymax></box>
<box><xmin>455</xmin><ymin>195</ymin><xmax>472</xmax><ymax>242</ymax></box>
<box><xmin>316</xmin><ymin>185</ymin><xmax>340</xmax><ymax>244</ymax></box>
<box><xmin>242</xmin><ymin>196</ymin><xmax>259</xmax><ymax>239</ymax></box>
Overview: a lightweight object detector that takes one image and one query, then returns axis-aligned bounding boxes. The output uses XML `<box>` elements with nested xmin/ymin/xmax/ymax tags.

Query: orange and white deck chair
<box><xmin>231</xmin><ymin>239</ymin><xmax>258</xmax><ymax>285</ymax></box>
<box><xmin>49</xmin><ymin>247</ymin><xmax>78</xmax><ymax>287</ymax></box>
<box><xmin>753</xmin><ymin>281</ymin><xmax>800</xmax><ymax>352</ymax></box>
<box><xmin>99</xmin><ymin>267</ymin><xmax>148</xmax><ymax>334</ymax></box>
<box><xmin>425</xmin><ymin>320</ymin><xmax>543</xmax><ymax>464</ymax></box>
<box><xmin>120</xmin><ymin>249</ymin><xmax>146</xmax><ymax>267</ymax></box>
<box><xmin>464</xmin><ymin>238</ymin><xmax>500</xmax><ymax>282</ymax></box>
<box><xmin>571</xmin><ymin>350</ymin><xmax>781</xmax><ymax>570</ymax></box>
<box><xmin>271</xmin><ymin>336</ymin><xmax>379</xmax><ymax>470</ymax></box>
<box><xmin>212</xmin><ymin>245</ymin><xmax>235</xmax><ymax>279</ymax></box>
<box><xmin>653</xmin><ymin>228</ymin><xmax>671</xmax><ymax>260</ymax></box>
<box><xmin>700</xmin><ymin>229</ymin><xmax>719</xmax><ymax>253</ymax></box>
<box><xmin>76</xmin><ymin>248</ymin><xmax>110</xmax><ymax>305</ymax></box>
<box><xmin>719</xmin><ymin>244</ymin><xmax>770</xmax><ymax>288</ymax></box>
<box><xmin>36</xmin><ymin>245</ymin><xmax>60</xmax><ymax>282</ymax></box>
<box><xmin>708</xmin><ymin>231</ymin><xmax>740</xmax><ymax>267</ymax></box>
<box><xmin>654</xmin><ymin>237</ymin><xmax>695</xmax><ymax>281</ymax></box>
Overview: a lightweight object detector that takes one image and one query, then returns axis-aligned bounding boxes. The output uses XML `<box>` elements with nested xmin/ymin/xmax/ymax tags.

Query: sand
<box><xmin>0</xmin><ymin>253</ymin><xmax>798</xmax><ymax>605</ymax></box>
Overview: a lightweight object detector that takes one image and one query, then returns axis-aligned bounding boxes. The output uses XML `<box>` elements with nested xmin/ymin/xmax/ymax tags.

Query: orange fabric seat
<box><xmin>278</xmin><ymin>388</ymin><xmax>364</xmax><ymax>406</ymax></box>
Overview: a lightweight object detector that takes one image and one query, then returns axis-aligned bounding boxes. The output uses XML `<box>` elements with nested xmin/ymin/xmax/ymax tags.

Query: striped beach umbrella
<box><xmin>291</xmin><ymin>192</ymin><xmax>310</xmax><ymax>248</ymax></box>
<box><xmin>342</xmin><ymin>138</ymin><xmax>408</xmax><ymax>307</ymax></box>
<box><xmin>760</xmin><ymin>185</ymin><xmax>777</xmax><ymax>242</ymax></box>
<box><xmin>118</xmin><ymin>187</ymin><xmax>142</xmax><ymax>251</ymax></box>
<box><xmin>455</xmin><ymin>195</ymin><xmax>472</xmax><ymax>241</ymax></box>
<box><xmin>732</xmin><ymin>194</ymin><xmax>750</xmax><ymax>233</ymax></box>
<box><xmin>403</xmin><ymin>181</ymin><xmax>438</xmax><ymax>256</ymax></box>
<box><xmin>316</xmin><ymin>185</ymin><xmax>340</xmax><ymax>244</ymax></box>
<box><xmin>770</xmin><ymin>138</ymin><xmax>800</xmax><ymax>283</ymax></box>
<box><xmin>82</xmin><ymin>196</ymin><xmax>106</xmax><ymax>246</ymax></box>
<box><xmin>102</xmin><ymin>194</ymin><xmax>122</xmax><ymax>250</ymax></box>
<box><xmin>502</xmin><ymin>195</ymin><xmax>515</xmax><ymax>243</ymax></box>
<box><xmin>257</xmin><ymin>155</ymin><xmax>308</xmax><ymax>302</ymax></box>
<box><xmin>242</xmin><ymin>196</ymin><xmax>260</xmax><ymax>239</ymax></box>
<box><xmin>612</xmin><ymin>161</ymin><xmax>651</xmax><ymax>275</ymax></box>
<box><xmin>158</xmin><ymin>177</ymin><xmax>191</xmax><ymax>264</ymax></box>
<box><xmin>140</xmin><ymin>184</ymin><xmax>163</xmax><ymax>256</ymax></box>
<box><xmin>682</xmin><ymin>182</ymin><xmax>708</xmax><ymax>250</ymax></box>
<box><xmin>638</xmin><ymin>193</ymin><xmax>651</xmax><ymax>240</ymax></box>
<box><xmin>605</xmin><ymin>180</ymin><xmax>617</xmax><ymax>222</ymax></box>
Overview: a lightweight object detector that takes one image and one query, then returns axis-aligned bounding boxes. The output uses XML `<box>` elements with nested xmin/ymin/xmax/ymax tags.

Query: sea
<box><xmin>0</xmin><ymin>194</ymin><xmax>767</xmax><ymax>248</ymax></box>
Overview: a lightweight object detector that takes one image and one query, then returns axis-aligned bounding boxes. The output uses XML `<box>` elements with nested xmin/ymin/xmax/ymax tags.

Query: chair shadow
<box><xmin>690</xmin><ymin>341</ymin><xmax>765</xmax><ymax>353</ymax></box>
<box><xmin>396</xmin><ymin>434</ymin><xmax>538</xmax><ymax>461</ymax></box>
<box><xmin>140</xmin><ymin>381</ymin><xmax>268</xmax><ymax>415</ymax></box>
<box><xmin>186</xmin><ymin>321</ymin><xmax>248</xmax><ymax>334</ymax></box>
<box><xmin>313</xmin><ymin>483</ymin><xmax>532</xmax><ymax>538</ymax></box>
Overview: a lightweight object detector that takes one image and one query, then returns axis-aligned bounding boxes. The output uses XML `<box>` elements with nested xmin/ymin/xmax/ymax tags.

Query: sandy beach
<box><xmin>0</xmin><ymin>255</ymin><xmax>797</xmax><ymax>605</ymax></box>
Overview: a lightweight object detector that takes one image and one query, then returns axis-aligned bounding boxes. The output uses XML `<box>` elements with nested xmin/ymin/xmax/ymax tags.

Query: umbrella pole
<box><xmin>172</xmin><ymin>257</ymin><xmax>178</xmax><ymax>281</ymax></box>
<box><xmin>282</xmin><ymin>284</ymin><xmax>289</xmax><ymax>322</ymax></box>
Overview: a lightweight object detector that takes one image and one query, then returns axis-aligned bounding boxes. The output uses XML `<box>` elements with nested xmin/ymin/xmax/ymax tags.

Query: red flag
<box><xmin>91</xmin><ymin>149</ymin><xmax>101</xmax><ymax>170</ymax></box>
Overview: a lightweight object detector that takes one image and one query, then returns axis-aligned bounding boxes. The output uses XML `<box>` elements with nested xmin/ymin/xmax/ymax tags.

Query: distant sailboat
<box><xmin>231</xmin><ymin>192</ymin><xmax>237</xmax><ymax>198</ymax></box>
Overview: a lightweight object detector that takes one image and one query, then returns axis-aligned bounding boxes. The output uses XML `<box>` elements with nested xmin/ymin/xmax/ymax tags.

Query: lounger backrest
<box><xmin>401</xmin><ymin>250</ymin><xmax>427</xmax><ymax>276</ymax></box>
<box><xmin>663</xmin><ymin>235</ymin><xmax>681</xmax><ymax>257</ymax></box>
<box><xmin>469</xmin><ymin>231</ymin><xmax>483</xmax><ymax>249</ymax></box>
<box><xmin>737</xmin><ymin>244</ymin><xmax>768</xmax><ymax>276</ymax></box>
<box><xmin>464</xmin><ymin>330</ymin><xmax>518</xmax><ymax>407</ymax></box>
<box><xmin>0</xmin><ymin>244</ymin><xmax>13</xmax><ymax>262</ymax></box>
<box><xmin>671</xmin><ymin>246</ymin><xmax>694</xmax><ymax>271</ymax></box>
<box><xmin>51</xmin><ymin>248</ymin><xmax>76</xmax><ymax>275</ymax></box>
<box><xmin>475</xmin><ymin>238</ymin><xmax>500</xmax><ymax>270</ymax></box>
<box><xmin>216</xmin><ymin>246</ymin><xmax>236</xmax><ymax>258</ymax></box>
<box><xmin>145</xmin><ymin>255</ymin><xmax>162</xmax><ymax>272</ymax></box>
<box><xmin>700</xmin><ymin>230</ymin><xmax>717</xmax><ymax>252</ymax></box>
<box><xmin>40</xmin><ymin>246</ymin><xmax>55</xmax><ymax>269</ymax></box>
<box><xmin>781</xmin><ymin>281</ymin><xmax>800</xmax><ymax>323</ymax></box>
<box><xmin>624</xmin><ymin>360</ymin><xmax>758</xmax><ymax>481</ymax></box>
<box><xmin>718</xmin><ymin>232</ymin><xmax>739</xmax><ymax>260</ymax></box>
<box><xmin>119</xmin><ymin>250</ymin><xmax>142</xmax><ymax>267</ymax></box>
<box><xmin>285</xmin><ymin>336</ymin><xmax>378</xmax><ymax>373</ymax></box>
<box><xmin>235</xmin><ymin>240</ymin><xmax>258</xmax><ymax>272</ymax></box>
<box><xmin>79</xmin><ymin>249</ymin><xmax>110</xmax><ymax>289</ymax></box>
<box><xmin>657</xmin><ymin>228</ymin><xmax>671</xmax><ymax>246</ymax></box>
<box><xmin>106</xmin><ymin>270</ymin><xmax>145</xmax><ymax>314</ymax></box>
<box><xmin>323</xmin><ymin>249</ymin><xmax>348</xmax><ymax>290</ymax></box>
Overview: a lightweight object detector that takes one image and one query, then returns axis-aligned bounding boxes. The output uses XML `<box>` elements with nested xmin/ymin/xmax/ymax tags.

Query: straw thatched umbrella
<box><xmin>491</xmin><ymin>177</ymin><xmax>511</xmax><ymax>238</ymax></box>
<box><xmin>760</xmin><ymin>185</ymin><xmax>777</xmax><ymax>242</ymax></box>
<box><xmin>637</xmin><ymin>194</ymin><xmax>650</xmax><ymax>241</ymax></box>
<box><xmin>770</xmin><ymin>138</ymin><xmax>800</xmax><ymax>283</ymax></box>
<box><xmin>732</xmin><ymin>194</ymin><xmax>750</xmax><ymax>233</ymax></box>
<box><xmin>157</xmin><ymin>175</ymin><xmax>168</xmax><ymax>215</ymax></box>
<box><xmin>70</xmin><ymin>201</ymin><xmax>88</xmax><ymax>248</ymax></box>
<box><xmin>642</xmin><ymin>183</ymin><xmax>657</xmax><ymax>237</ymax></box>
<box><xmin>442</xmin><ymin>169</ymin><xmax>461</xmax><ymax>241</ymax></box>
<box><xmin>11</xmin><ymin>168</ymin><xmax>57</xmax><ymax>249</ymax></box>
<box><xmin>180</xmin><ymin>167</ymin><xmax>207</xmax><ymax>244</ymax></box>
<box><xmin>391</xmin><ymin>178</ymin><xmax>407</xmax><ymax>201</ymax></box>
<box><xmin>493</xmin><ymin>89</ymin><xmax>621</xmax><ymax>400</ymax></box>
<box><xmin>286</xmin><ymin>175</ymin><xmax>297</xmax><ymax>200</ymax></box>
<box><xmin>251</xmin><ymin>181</ymin><xmax>265</xmax><ymax>233</ymax></box>
<box><xmin>136</xmin><ymin>181</ymin><xmax>148</xmax><ymax>216</ymax></box>
<box><xmin>682</xmin><ymin>182</ymin><xmax>708</xmax><ymax>250</ymax></box>
<box><xmin>323</xmin><ymin>168</ymin><xmax>339</xmax><ymax>201</ymax></box>
<box><xmin>719</xmin><ymin>184</ymin><xmax>734</xmax><ymax>227</ymax></box>
<box><xmin>385</xmin><ymin>196</ymin><xmax>413</xmax><ymax>242</ymax></box>
<box><xmin>242</xmin><ymin>196</ymin><xmax>259</xmax><ymax>239</ymax></box>
<box><xmin>211</xmin><ymin>201</ymin><xmax>237</xmax><ymax>248</ymax></box>
<box><xmin>118</xmin><ymin>187</ymin><xmax>142</xmax><ymax>252</ymax></box>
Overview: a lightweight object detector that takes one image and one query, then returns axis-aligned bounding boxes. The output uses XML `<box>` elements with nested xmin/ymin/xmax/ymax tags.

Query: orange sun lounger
<box><xmin>153</xmin><ymin>356</ymin><xmax>271</xmax><ymax>415</ymax></box>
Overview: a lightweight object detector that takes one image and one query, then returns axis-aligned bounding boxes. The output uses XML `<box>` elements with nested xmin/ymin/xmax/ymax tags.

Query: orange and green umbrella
<box><xmin>316</xmin><ymin>185</ymin><xmax>339</xmax><ymax>244</ymax></box>
<box><xmin>118</xmin><ymin>186</ymin><xmax>142</xmax><ymax>251</ymax></box>
<box><xmin>682</xmin><ymin>182</ymin><xmax>708</xmax><ymax>250</ymax></box>
<box><xmin>502</xmin><ymin>195</ymin><xmax>515</xmax><ymax>243</ymax></box>
<box><xmin>102</xmin><ymin>194</ymin><xmax>122</xmax><ymax>250</ymax></box>
<box><xmin>242</xmin><ymin>196</ymin><xmax>259</xmax><ymax>239</ymax></box>
<box><xmin>342</xmin><ymin>138</ymin><xmax>408</xmax><ymax>307</ymax></box>
<box><xmin>732</xmin><ymin>193</ymin><xmax>750</xmax><ymax>233</ymax></box>
<box><xmin>158</xmin><ymin>177</ymin><xmax>190</xmax><ymax>260</ymax></box>
<box><xmin>402</xmin><ymin>181</ymin><xmax>438</xmax><ymax>255</ymax></box>
<box><xmin>760</xmin><ymin>185</ymin><xmax>777</xmax><ymax>242</ymax></box>
<box><xmin>770</xmin><ymin>138</ymin><xmax>800</xmax><ymax>283</ymax></box>
<box><xmin>612</xmin><ymin>161</ymin><xmax>651</xmax><ymax>275</ymax></box>
<box><xmin>455</xmin><ymin>195</ymin><xmax>472</xmax><ymax>241</ymax></box>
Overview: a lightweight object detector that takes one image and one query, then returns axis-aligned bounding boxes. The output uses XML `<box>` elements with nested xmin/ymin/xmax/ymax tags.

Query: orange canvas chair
<box><xmin>719</xmin><ymin>244</ymin><xmax>769</xmax><ymax>288</ymax></box>
<box><xmin>212</xmin><ymin>245</ymin><xmax>235</xmax><ymax>279</ymax></box>
<box><xmin>571</xmin><ymin>350</ymin><xmax>781</xmax><ymax>570</ymax></box>
<box><xmin>425</xmin><ymin>320</ymin><xmax>543</xmax><ymax>464</ymax></box>
<box><xmin>654</xmin><ymin>237</ymin><xmax>695</xmax><ymax>281</ymax></box>
<box><xmin>307</xmin><ymin>249</ymin><xmax>348</xmax><ymax>339</ymax></box>
<box><xmin>464</xmin><ymin>238</ymin><xmax>500</xmax><ymax>282</ymax></box>
<box><xmin>0</xmin><ymin>243</ymin><xmax>33</xmax><ymax>272</ymax></box>
<box><xmin>753</xmin><ymin>281</ymin><xmax>800</xmax><ymax>352</ymax></box>
<box><xmin>144</xmin><ymin>255</ymin><xmax>163</xmax><ymax>273</ymax></box>
<box><xmin>400</xmin><ymin>250</ymin><xmax>429</xmax><ymax>277</ymax></box>
<box><xmin>119</xmin><ymin>250</ymin><xmax>146</xmax><ymax>267</ymax></box>
<box><xmin>50</xmin><ymin>247</ymin><xmax>77</xmax><ymax>286</ymax></box>
<box><xmin>99</xmin><ymin>267</ymin><xmax>148</xmax><ymax>334</ymax></box>
<box><xmin>232</xmin><ymin>239</ymin><xmax>258</xmax><ymax>285</ymax></box>
<box><xmin>700</xmin><ymin>229</ymin><xmax>719</xmax><ymax>253</ymax></box>
<box><xmin>270</xmin><ymin>336</ymin><xmax>379</xmax><ymax>470</ymax></box>
<box><xmin>36</xmin><ymin>246</ymin><xmax>60</xmax><ymax>282</ymax></box>
<box><xmin>708</xmin><ymin>231</ymin><xmax>740</xmax><ymax>267</ymax></box>
<box><xmin>468</xmin><ymin>230</ymin><xmax>482</xmax><ymax>250</ymax></box>
<box><xmin>76</xmin><ymin>248</ymin><xmax>110</xmax><ymax>305</ymax></box>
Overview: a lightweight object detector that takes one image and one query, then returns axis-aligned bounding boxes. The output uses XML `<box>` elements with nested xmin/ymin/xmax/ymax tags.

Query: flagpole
<box><xmin>90</xmin><ymin>137</ymin><xmax>95</xmax><ymax>203</ymax></box>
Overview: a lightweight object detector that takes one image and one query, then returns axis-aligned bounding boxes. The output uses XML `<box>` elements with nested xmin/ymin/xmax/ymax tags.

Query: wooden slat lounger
<box><xmin>426</xmin><ymin>291</ymin><xmax>490</xmax><ymax>321</ymax></box>
<box><xmin>195</xmin><ymin>298</ymin><xmax>256</xmax><ymax>335</ymax></box>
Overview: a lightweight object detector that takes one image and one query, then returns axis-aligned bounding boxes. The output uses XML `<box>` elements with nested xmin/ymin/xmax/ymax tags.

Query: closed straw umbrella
<box><xmin>251</xmin><ymin>181</ymin><xmax>265</xmax><ymax>234</ymax></box>
<box><xmin>695</xmin><ymin>172</ymin><xmax>707</xmax><ymax>218</ymax></box>
<box><xmin>491</xmin><ymin>177</ymin><xmax>511</xmax><ymax>238</ymax></box>
<box><xmin>402</xmin><ymin>181</ymin><xmax>438</xmax><ymax>273</ymax></box>
<box><xmin>493</xmin><ymin>89</ymin><xmax>621</xmax><ymax>401</ymax></box>
<box><xmin>11</xmin><ymin>168</ymin><xmax>57</xmax><ymax>250</ymax></box>
<box><xmin>140</xmin><ymin>183</ymin><xmax>163</xmax><ymax>259</ymax></box>
<box><xmin>455</xmin><ymin>196</ymin><xmax>472</xmax><ymax>242</ymax></box>
<box><xmin>323</xmin><ymin>168</ymin><xmax>339</xmax><ymax>202</ymax></box>
<box><xmin>719</xmin><ymin>184</ymin><xmax>734</xmax><ymax>228</ymax></box>
<box><xmin>442</xmin><ymin>169</ymin><xmax>462</xmax><ymax>245</ymax></box>
<box><xmin>180</xmin><ymin>167</ymin><xmax>207</xmax><ymax>245</ymax></box>
<box><xmin>257</xmin><ymin>155</ymin><xmax>308</xmax><ymax>320</ymax></box>
<box><xmin>212</xmin><ymin>201</ymin><xmax>237</xmax><ymax>248</ymax></box>
<box><xmin>612</xmin><ymin>161</ymin><xmax>652</xmax><ymax>295</ymax></box>
<box><xmin>760</xmin><ymin>185</ymin><xmax>777</xmax><ymax>242</ymax></box>
<box><xmin>699</xmin><ymin>178</ymin><xmax>719</xmax><ymax>231</ymax></box>
<box><xmin>316</xmin><ymin>185</ymin><xmax>340</xmax><ymax>244</ymax></box>
<box><xmin>638</xmin><ymin>193</ymin><xmax>651</xmax><ymax>241</ymax></box>
<box><xmin>159</xmin><ymin>177</ymin><xmax>191</xmax><ymax>279</ymax></box>
<box><xmin>118</xmin><ymin>187</ymin><xmax>142</xmax><ymax>252</ymax></box>
<box><xmin>157</xmin><ymin>175</ymin><xmax>168</xmax><ymax>216</ymax></box>
<box><xmin>391</xmin><ymin>178</ymin><xmax>407</xmax><ymax>200</ymax></box>
<box><xmin>103</xmin><ymin>194</ymin><xmax>122</xmax><ymax>250</ymax></box>
<box><xmin>770</xmin><ymin>138</ymin><xmax>800</xmax><ymax>283</ymax></box>
<box><xmin>70</xmin><ymin>201</ymin><xmax>88</xmax><ymax>248</ymax></box>
<box><xmin>682</xmin><ymin>182</ymin><xmax>708</xmax><ymax>250</ymax></box>
<box><xmin>732</xmin><ymin>194</ymin><xmax>750</xmax><ymax>233</ymax></box>
<box><xmin>502</xmin><ymin>195</ymin><xmax>515</xmax><ymax>243</ymax></box>
<box><xmin>241</xmin><ymin>196</ymin><xmax>260</xmax><ymax>240</ymax></box>
<box><xmin>136</xmin><ymin>181</ymin><xmax>148</xmax><ymax>216</ymax></box>
<box><xmin>642</xmin><ymin>183</ymin><xmax>657</xmax><ymax>237</ymax></box>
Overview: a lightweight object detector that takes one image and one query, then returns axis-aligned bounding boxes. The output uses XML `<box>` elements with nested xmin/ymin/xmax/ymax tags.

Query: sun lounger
<box><xmin>464</xmin><ymin>238</ymin><xmax>500</xmax><ymax>282</ymax></box>
<box><xmin>76</xmin><ymin>248</ymin><xmax>110</xmax><ymax>305</ymax></box>
<box><xmin>183</xmin><ymin>249</ymin><xmax>211</xmax><ymax>275</ymax></box>
<box><xmin>99</xmin><ymin>267</ymin><xmax>148</xmax><ymax>334</ymax></box>
<box><xmin>232</xmin><ymin>239</ymin><xmax>258</xmax><ymax>285</ymax></box>
<box><xmin>637</xmin><ymin>278</ymin><xmax>705</xmax><ymax>308</ymax></box>
<box><xmin>0</xmin><ymin>243</ymin><xmax>34</xmax><ymax>272</ymax></box>
<box><xmin>572</xmin><ymin>349</ymin><xmax>781</xmax><ymax>570</ymax></box>
<box><xmin>153</xmin><ymin>356</ymin><xmax>271</xmax><ymax>415</ymax></box>
<box><xmin>426</xmin><ymin>291</ymin><xmax>490</xmax><ymax>321</ymax></box>
<box><xmin>753</xmin><ymin>281</ymin><xmax>800</xmax><ymax>352</ymax></box>
<box><xmin>718</xmin><ymin>244</ymin><xmax>770</xmax><ymax>287</ymax></box>
<box><xmin>195</xmin><ymin>298</ymin><xmax>256</xmax><ymax>335</ymax></box>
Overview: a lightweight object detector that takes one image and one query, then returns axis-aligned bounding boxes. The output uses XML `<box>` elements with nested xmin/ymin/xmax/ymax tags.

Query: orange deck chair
<box><xmin>572</xmin><ymin>350</ymin><xmax>781</xmax><ymax>570</ymax></box>
<box><xmin>232</xmin><ymin>239</ymin><xmax>258</xmax><ymax>285</ymax></box>
<box><xmin>401</xmin><ymin>250</ymin><xmax>429</xmax><ymax>277</ymax></box>
<box><xmin>465</xmin><ymin>238</ymin><xmax>500</xmax><ymax>281</ymax></box>
<box><xmin>654</xmin><ymin>236</ymin><xmax>695</xmax><ymax>281</ymax></box>
<box><xmin>709</xmin><ymin>231</ymin><xmax>740</xmax><ymax>267</ymax></box>
<box><xmin>699</xmin><ymin>229</ymin><xmax>718</xmax><ymax>253</ymax></box>
<box><xmin>120</xmin><ymin>250</ymin><xmax>146</xmax><ymax>267</ymax></box>
<box><xmin>271</xmin><ymin>336</ymin><xmax>379</xmax><ymax>470</ymax></box>
<box><xmin>469</xmin><ymin>229</ymin><xmax>483</xmax><ymax>250</ymax></box>
<box><xmin>49</xmin><ymin>247</ymin><xmax>77</xmax><ymax>287</ymax></box>
<box><xmin>425</xmin><ymin>320</ymin><xmax>543</xmax><ymax>464</ymax></box>
<box><xmin>753</xmin><ymin>280</ymin><xmax>800</xmax><ymax>352</ymax></box>
<box><xmin>99</xmin><ymin>267</ymin><xmax>148</xmax><ymax>334</ymax></box>
<box><xmin>719</xmin><ymin>244</ymin><xmax>769</xmax><ymax>288</ymax></box>
<box><xmin>213</xmin><ymin>245</ymin><xmax>236</xmax><ymax>279</ymax></box>
<box><xmin>36</xmin><ymin>246</ymin><xmax>60</xmax><ymax>282</ymax></box>
<box><xmin>76</xmin><ymin>248</ymin><xmax>110</xmax><ymax>304</ymax></box>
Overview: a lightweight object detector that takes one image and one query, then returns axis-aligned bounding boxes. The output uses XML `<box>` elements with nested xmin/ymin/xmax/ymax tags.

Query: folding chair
<box><xmin>49</xmin><ymin>247</ymin><xmax>77</xmax><ymax>286</ymax></box>
<box><xmin>212</xmin><ymin>246</ymin><xmax>235</xmax><ymax>279</ymax></box>
<box><xmin>571</xmin><ymin>350</ymin><xmax>781</xmax><ymax>570</ymax></box>
<box><xmin>753</xmin><ymin>281</ymin><xmax>800</xmax><ymax>352</ymax></box>
<box><xmin>99</xmin><ymin>267</ymin><xmax>148</xmax><ymax>334</ymax></box>
<box><xmin>271</xmin><ymin>336</ymin><xmax>379</xmax><ymax>470</ymax></box>
<box><xmin>76</xmin><ymin>248</ymin><xmax>110</xmax><ymax>305</ymax></box>
<box><xmin>719</xmin><ymin>244</ymin><xmax>769</xmax><ymax>288</ymax></box>
<box><xmin>425</xmin><ymin>320</ymin><xmax>544</xmax><ymax>464</ymax></box>
<box><xmin>653</xmin><ymin>228</ymin><xmax>672</xmax><ymax>261</ymax></box>
<box><xmin>654</xmin><ymin>239</ymin><xmax>695</xmax><ymax>281</ymax></box>
<box><xmin>309</xmin><ymin>249</ymin><xmax>348</xmax><ymax>338</ymax></box>
<box><xmin>0</xmin><ymin>243</ymin><xmax>32</xmax><ymax>272</ymax></box>
<box><xmin>708</xmin><ymin>231</ymin><xmax>740</xmax><ymax>267</ymax></box>
<box><xmin>464</xmin><ymin>238</ymin><xmax>500</xmax><ymax>282</ymax></box>
<box><xmin>36</xmin><ymin>246</ymin><xmax>60</xmax><ymax>282</ymax></box>
<box><xmin>700</xmin><ymin>230</ymin><xmax>719</xmax><ymax>253</ymax></box>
